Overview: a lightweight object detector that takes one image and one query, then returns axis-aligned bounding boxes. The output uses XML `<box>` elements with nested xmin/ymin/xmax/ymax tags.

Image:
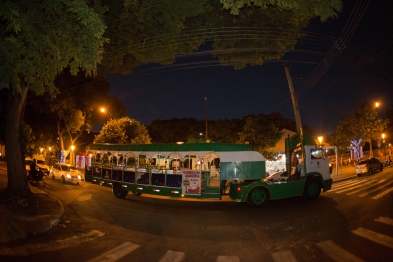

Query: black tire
<box><xmin>380</xmin><ymin>164</ymin><xmax>383</xmax><ymax>172</ymax></box>
<box><xmin>303</xmin><ymin>178</ymin><xmax>321</xmax><ymax>200</ymax></box>
<box><xmin>42</xmin><ymin>175</ymin><xmax>47</xmax><ymax>182</ymax></box>
<box><xmin>27</xmin><ymin>174</ymin><xmax>33</xmax><ymax>183</ymax></box>
<box><xmin>368</xmin><ymin>168</ymin><xmax>373</xmax><ymax>176</ymax></box>
<box><xmin>61</xmin><ymin>176</ymin><xmax>66</xmax><ymax>184</ymax></box>
<box><xmin>247</xmin><ymin>186</ymin><xmax>269</xmax><ymax>207</ymax></box>
<box><xmin>113</xmin><ymin>183</ymin><xmax>128</xmax><ymax>198</ymax></box>
<box><xmin>133</xmin><ymin>192</ymin><xmax>142</xmax><ymax>196</ymax></box>
<box><xmin>357</xmin><ymin>173</ymin><xmax>362</xmax><ymax>177</ymax></box>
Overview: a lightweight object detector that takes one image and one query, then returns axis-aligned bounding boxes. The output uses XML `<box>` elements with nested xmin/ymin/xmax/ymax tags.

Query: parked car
<box><xmin>25</xmin><ymin>157</ymin><xmax>51</xmax><ymax>175</ymax></box>
<box><xmin>51</xmin><ymin>162</ymin><xmax>81</xmax><ymax>184</ymax></box>
<box><xmin>356</xmin><ymin>158</ymin><xmax>383</xmax><ymax>176</ymax></box>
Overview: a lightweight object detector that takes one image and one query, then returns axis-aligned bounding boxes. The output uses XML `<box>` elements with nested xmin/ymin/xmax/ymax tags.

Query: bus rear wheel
<box><xmin>247</xmin><ymin>186</ymin><xmax>269</xmax><ymax>207</ymax></box>
<box><xmin>113</xmin><ymin>183</ymin><xmax>128</xmax><ymax>198</ymax></box>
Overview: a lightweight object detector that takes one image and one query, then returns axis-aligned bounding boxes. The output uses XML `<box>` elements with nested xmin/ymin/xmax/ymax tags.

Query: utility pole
<box><xmin>283</xmin><ymin>65</ymin><xmax>302</xmax><ymax>132</ymax></box>
<box><xmin>205</xmin><ymin>97</ymin><xmax>209</xmax><ymax>143</ymax></box>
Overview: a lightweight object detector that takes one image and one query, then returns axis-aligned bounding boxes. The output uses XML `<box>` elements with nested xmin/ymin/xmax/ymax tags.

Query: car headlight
<box><xmin>78</xmin><ymin>175</ymin><xmax>81</xmax><ymax>179</ymax></box>
<box><xmin>66</xmin><ymin>174</ymin><xmax>72</xmax><ymax>179</ymax></box>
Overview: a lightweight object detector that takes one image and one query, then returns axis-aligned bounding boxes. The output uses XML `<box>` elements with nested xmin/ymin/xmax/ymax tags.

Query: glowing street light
<box><xmin>375</xmin><ymin>102</ymin><xmax>379</xmax><ymax>108</ymax></box>
<box><xmin>318</xmin><ymin>136</ymin><xmax>323</xmax><ymax>146</ymax></box>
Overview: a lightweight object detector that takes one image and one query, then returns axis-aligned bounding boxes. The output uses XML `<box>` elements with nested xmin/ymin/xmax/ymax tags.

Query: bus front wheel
<box><xmin>303</xmin><ymin>178</ymin><xmax>321</xmax><ymax>200</ymax></box>
<box><xmin>247</xmin><ymin>186</ymin><xmax>269</xmax><ymax>207</ymax></box>
<box><xmin>113</xmin><ymin>183</ymin><xmax>128</xmax><ymax>199</ymax></box>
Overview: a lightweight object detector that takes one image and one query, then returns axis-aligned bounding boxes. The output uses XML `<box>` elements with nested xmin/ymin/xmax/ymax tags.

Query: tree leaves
<box><xmin>94</xmin><ymin>117</ymin><xmax>151</xmax><ymax>144</ymax></box>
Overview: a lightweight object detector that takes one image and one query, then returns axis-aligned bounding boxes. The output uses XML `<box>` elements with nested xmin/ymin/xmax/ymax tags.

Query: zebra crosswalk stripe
<box><xmin>346</xmin><ymin>180</ymin><xmax>385</xmax><ymax>195</ymax></box>
<box><xmin>159</xmin><ymin>250</ymin><xmax>185</xmax><ymax>262</ymax></box>
<box><xmin>272</xmin><ymin>250</ymin><xmax>298</xmax><ymax>262</ymax></box>
<box><xmin>375</xmin><ymin>216</ymin><xmax>393</xmax><ymax>226</ymax></box>
<box><xmin>359</xmin><ymin>180</ymin><xmax>393</xmax><ymax>197</ymax></box>
<box><xmin>316</xmin><ymin>240</ymin><xmax>364</xmax><ymax>262</ymax></box>
<box><xmin>329</xmin><ymin>181</ymin><xmax>365</xmax><ymax>192</ymax></box>
<box><xmin>217</xmin><ymin>255</ymin><xmax>240</xmax><ymax>262</ymax></box>
<box><xmin>335</xmin><ymin>180</ymin><xmax>376</xmax><ymax>193</ymax></box>
<box><xmin>372</xmin><ymin>187</ymin><xmax>393</xmax><ymax>199</ymax></box>
<box><xmin>87</xmin><ymin>242</ymin><xmax>140</xmax><ymax>262</ymax></box>
<box><xmin>352</xmin><ymin>227</ymin><xmax>393</xmax><ymax>249</ymax></box>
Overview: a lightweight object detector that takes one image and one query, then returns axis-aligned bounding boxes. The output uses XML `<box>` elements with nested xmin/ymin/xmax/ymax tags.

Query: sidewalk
<box><xmin>330</xmin><ymin>165</ymin><xmax>357</xmax><ymax>182</ymax></box>
<box><xmin>0</xmin><ymin>163</ymin><xmax>64</xmax><ymax>244</ymax></box>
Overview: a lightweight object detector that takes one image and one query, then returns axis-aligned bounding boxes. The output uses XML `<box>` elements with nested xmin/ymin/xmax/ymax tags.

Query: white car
<box><xmin>265</xmin><ymin>171</ymin><xmax>288</xmax><ymax>181</ymax></box>
<box><xmin>51</xmin><ymin>163</ymin><xmax>81</xmax><ymax>184</ymax></box>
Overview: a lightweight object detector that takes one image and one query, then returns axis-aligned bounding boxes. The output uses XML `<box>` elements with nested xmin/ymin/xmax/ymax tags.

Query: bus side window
<box><xmin>95</xmin><ymin>153</ymin><xmax>101</xmax><ymax>163</ymax></box>
<box><xmin>126</xmin><ymin>157</ymin><xmax>135</xmax><ymax>167</ymax></box>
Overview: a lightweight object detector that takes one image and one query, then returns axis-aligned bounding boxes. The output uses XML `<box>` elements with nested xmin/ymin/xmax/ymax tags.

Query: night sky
<box><xmin>107</xmin><ymin>0</ymin><xmax>393</xmax><ymax>138</ymax></box>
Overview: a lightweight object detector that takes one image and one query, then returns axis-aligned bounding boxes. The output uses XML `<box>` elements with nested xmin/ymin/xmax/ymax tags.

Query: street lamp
<box><xmin>100</xmin><ymin>107</ymin><xmax>112</xmax><ymax>119</ymax></box>
<box><xmin>318</xmin><ymin>136</ymin><xmax>323</xmax><ymax>146</ymax></box>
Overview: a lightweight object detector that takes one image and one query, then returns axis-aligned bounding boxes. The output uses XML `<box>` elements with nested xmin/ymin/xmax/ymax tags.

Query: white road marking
<box><xmin>316</xmin><ymin>240</ymin><xmax>364</xmax><ymax>262</ymax></box>
<box><xmin>359</xmin><ymin>180</ymin><xmax>393</xmax><ymax>197</ymax></box>
<box><xmin>346</xmin><ymin>180</ymin><xmax>385</xmax><ymax>195</ymax></box>
<box><xmin>372</xmin><ymin>187</ymin><xmax>393</xmax><ymax>199</ymax></box>
<box><xmin>272</xmin><ymin>250</ymin><xmax>298</xmax><ymax>262</ymax></box>
<box><xmin>159</xmin><ymin>250</ymin><xmax>185</xmax><ymax>262</ymax></box>
<box><xmin>87</xmin><ymin>242</ymin><xmax>140</xmax><ymax>262</ymax></box>
<box><xmin>335</xmin><ymin>180</ymin><xmax>376</xmax><ymax>193</ymax></box>
<box><xmin>352</xmin><ymin>227</ymin><xmax>393</xmax><ymax>249</ymax></box>
<box><xmin>375</xmin><ymin>216</ymin><xmax>393</xmax><ymax>226</ymax></box>
<box><xmin>329</xmin><ymin>181</ymin><xmax>365</xmax><ymax>192</ymax></box>
<box><xmin>332</xmin><ymin>180</ymin><xmax>358</xmax><ymax>187</ymax></box>
<box><xmin>217</xmin><ymin>255</ymin><xmax>240</xmax><ymax>262</ymax></box>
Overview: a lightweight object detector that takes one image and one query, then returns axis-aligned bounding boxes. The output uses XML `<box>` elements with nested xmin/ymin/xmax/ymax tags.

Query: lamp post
<box><xmin>71</xmin><ymin>145</ymin><xmax>75</xmax><ymax>165</ymax></box>
<box><xmin>370</xmin><ymin>101</ymin><xmax>381</xmax><ymax>158</ymax></box>
<box><xmin>205</xmin><ymin>97</ymin><xmax>208</xmax><ymax>143</ymax></box>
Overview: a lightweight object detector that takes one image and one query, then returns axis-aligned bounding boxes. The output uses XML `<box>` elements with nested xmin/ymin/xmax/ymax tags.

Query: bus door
<box><xmin>201</xmin><ymin>153</ymin><xmax>221</xmax><ymax>198</ymax></box>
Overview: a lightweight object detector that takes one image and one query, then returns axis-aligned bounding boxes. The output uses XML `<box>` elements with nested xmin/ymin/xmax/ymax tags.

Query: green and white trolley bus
<box><xmin>85</xmin><ymin>130</ymin><xmax>334</xmax><ymax>206</ymax></box>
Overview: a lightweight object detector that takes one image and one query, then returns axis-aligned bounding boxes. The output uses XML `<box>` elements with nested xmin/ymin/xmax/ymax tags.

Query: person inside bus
<box><xmin>290</xmin><ymin>153</ymin><xmax>301</xmax><ymax>180</ymax></box>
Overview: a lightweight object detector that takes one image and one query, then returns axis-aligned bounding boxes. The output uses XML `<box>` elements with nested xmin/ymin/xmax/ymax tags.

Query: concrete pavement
<box><xmin>0</xmin><ymin>161</ymin><xmax>357</xmax><ymax>244</ymax></box>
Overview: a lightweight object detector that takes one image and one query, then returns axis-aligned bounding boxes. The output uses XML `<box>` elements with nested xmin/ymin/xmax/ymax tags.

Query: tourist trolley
<box><xmin>85</xmin><ymin>131</ymin><xmax>334</xmax><ymax>206</ymax></box>
<box><xmin>85</xmin><ymin>143</ymin><xmax>265</xmax><ymax>199</ymax></box>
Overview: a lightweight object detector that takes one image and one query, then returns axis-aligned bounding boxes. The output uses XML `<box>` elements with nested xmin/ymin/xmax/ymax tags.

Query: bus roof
<box><xmin>86</xmin><ymin>143</ymin><xmax>252</xmax><ymax>152</ymax></box>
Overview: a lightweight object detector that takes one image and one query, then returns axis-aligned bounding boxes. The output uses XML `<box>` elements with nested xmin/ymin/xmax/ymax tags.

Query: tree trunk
<box><xmin>369</xmin><ymin>139</ymin><xmax>373</xmax><ymax>158</ymax></box>
<box><xmin>5</xmin><ymin>81</ymin><xmax>32</xmax><ymax>199</ymax></box>
<box><xmin>57</xmin><ymin>120</ymin><xmax>65</xmax><ymax>150</ymax></box>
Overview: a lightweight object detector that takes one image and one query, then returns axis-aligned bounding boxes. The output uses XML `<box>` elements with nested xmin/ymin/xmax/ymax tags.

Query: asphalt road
<box><xmin>0</xmin><ymin>164</ymin><xmax>392</xmax><ymax>262</ymax></box>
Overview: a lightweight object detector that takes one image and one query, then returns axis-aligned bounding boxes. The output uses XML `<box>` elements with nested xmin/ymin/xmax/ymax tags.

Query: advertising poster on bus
<box><xmin>182</xmin><ymin>170</ymin><xmax>201</xmax><ymax>195</ymax></box>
